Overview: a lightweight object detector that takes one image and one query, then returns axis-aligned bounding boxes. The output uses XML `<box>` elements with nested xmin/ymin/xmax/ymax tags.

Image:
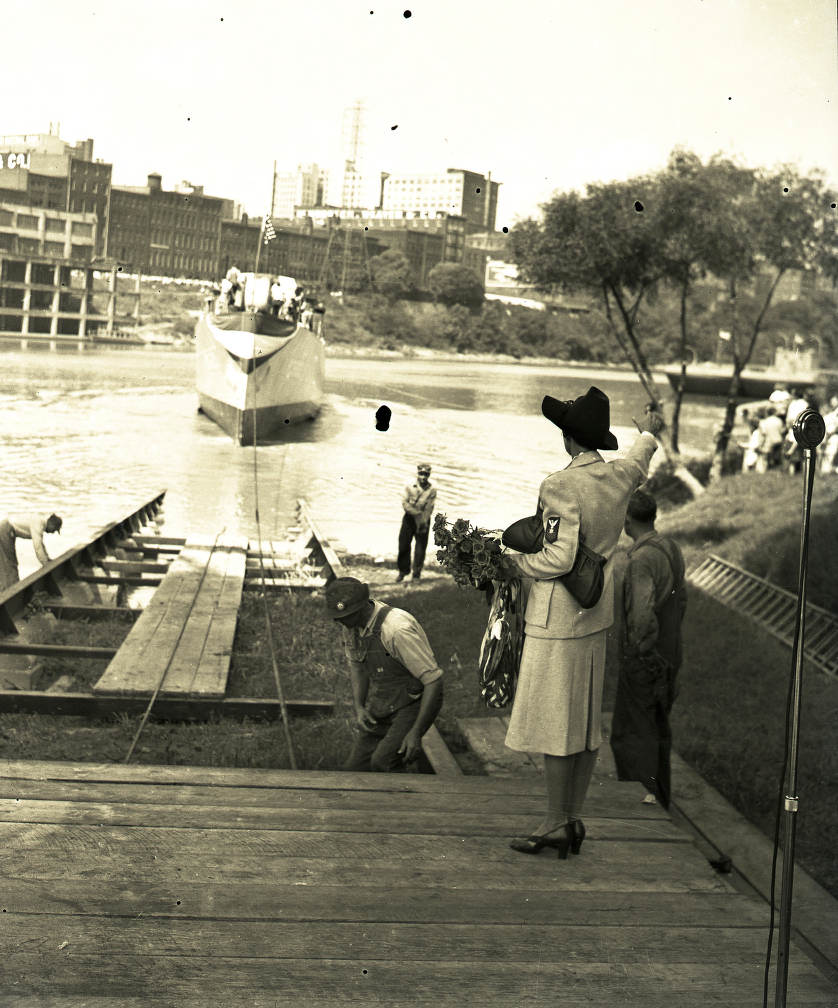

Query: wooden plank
<box><xmin>458</xmin><ymin>716</ymin><xmax>540</xmax><ymax>774</ymax></box>
<box><xmin>0</xmin><ymin>875</ymin><xmax>767</xmax><ymax>925</ymax></box>
<box><xmin>0</xmin><ymin>642</ymin><xmax>117</xmax><ymax>659</ymax></box>
<box><xmin>0</xmin><ymin>800</ymin><xmax>688</xmax><ymax>841</ymax></box>
<box><xmin>0</xmin><ymin>915</ymin><xmax>781</xmax><ymax>965</ymax></box>
<box><xmin>0</xmin><ymin>759</ymin><xmax>678</xmax><ymax>802</ymax></box>
<box><xmin>159</xmin><ymin>543</ymin><xmax>233</xmax><ymax>696</ymax></box>
<box><xmin>43</xmin><ymin>603</ymin><xmax>140</xmax><ymax>622</ymax></box>
<box><xmin>93</xmin><ymin>543</ymin><xmax>214</xmax><ymax>695</ymax></box>
<box><xmin>0</xmin><ymin>836</ymin><xmax>724</xmax><ymax>893</ymax></box>
<box><xmin>99</xmin><ymin>559</ymin><xmax>171</xmax><ymax>574</ymax></box>
<box><xmin>297</xmin><ymin>497</ymin><xmax>344</xmax><ymax>578</ymax></box>
<box><xmin>0</xmin><ymin>778</ymin><xmax>612</xmax><ymax>813</ymax></box>
<box><xmin>3</xmin><ymin>951</ymin><xmax>834</xmax><ymax>1004</ymax></box>
<box><xmin>421</xmin><ymin>724</ymin><xmax>462</xmax><ymax>776</ymax></box>
<box><xmin>0</xmin><ymin>691</ymin><xmax>331</xmax><ymax>720</ymax></box>
<box><xmin>162</xmin><ymin>538</ymin><xmax>248</xmax><ymax>697</ymax></box>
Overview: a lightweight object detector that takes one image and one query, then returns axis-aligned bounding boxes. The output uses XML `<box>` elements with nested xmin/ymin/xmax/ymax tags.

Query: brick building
<box><xmin>109</xmin><ymin>174</ymin><xmax>224</xmax><ymax>277</ymax></box>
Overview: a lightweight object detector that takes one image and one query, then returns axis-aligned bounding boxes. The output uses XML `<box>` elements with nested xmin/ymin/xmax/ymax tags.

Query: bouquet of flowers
<box><xmin>432</xmin><ymin>513</ymin><xmax>505</xmax><ymax>589</ymax></box>
<box><xmin>433</xmin><ymin>513</ymin><xmax>524</xmax><ymax>709</ymax></box>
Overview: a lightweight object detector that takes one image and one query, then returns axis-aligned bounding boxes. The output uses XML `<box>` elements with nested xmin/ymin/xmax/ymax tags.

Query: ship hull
<box><xmin>660</xmin><ymin>364</ymin><xmax>816</xmax><ymax>399</ymax></box>
<box><xmin>195</xmin><ymin>311</ymin><xmax>325</xmax><ymax>445</ymax></box>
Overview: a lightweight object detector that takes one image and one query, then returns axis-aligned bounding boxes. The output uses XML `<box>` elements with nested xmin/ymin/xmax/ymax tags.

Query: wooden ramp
<box><xmin>93</xmin><ymin>535</ymin><xmax>247</xmax><ymax>698</ymax></box>
<box><xmin>0</xmin><ymin>758</ymin><xmax>834</xmax><ymax>1005</ymax></box>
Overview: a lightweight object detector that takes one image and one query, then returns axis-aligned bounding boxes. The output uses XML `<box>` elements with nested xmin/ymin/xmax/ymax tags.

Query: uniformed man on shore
<box><xmin>610</xmin><ymin>489</ymin><xmax>687</xmax><ymax>809</ymax></box>
<box><xmin>397</xmin><ymin>462</ymin><xmax>436</xmax><ymax>582</ymax></box>
<box><xmin>325</xmin><ymin>577</ymin><xmax>444</xmax><ymax>772</ymax></box>
<box><xmin>0</xmin><ymin>512</ymin><xmax>63</xmax><ymax>592</ymax></box>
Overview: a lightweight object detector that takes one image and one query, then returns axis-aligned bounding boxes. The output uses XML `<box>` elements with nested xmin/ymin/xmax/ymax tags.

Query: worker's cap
<box><xmin>417</xmin><ymin>462</ymin><xmax>432</xmax><ymax>475</ymax></box>
<box><xmin>324</xmin><ymin>577</ymin><xmax>369</xmax><ymax>619</ymax></box>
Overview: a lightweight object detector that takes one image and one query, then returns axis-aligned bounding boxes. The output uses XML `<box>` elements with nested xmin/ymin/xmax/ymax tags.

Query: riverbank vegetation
<box><xmin>509</xmin><ymin>150</ymin><xmax>838</xmax><ymax>465</ymax></box>
<box><xmin>1</xmin><ymin>469</ymin><xmax>836</xmax><ymax>897</ymax></box>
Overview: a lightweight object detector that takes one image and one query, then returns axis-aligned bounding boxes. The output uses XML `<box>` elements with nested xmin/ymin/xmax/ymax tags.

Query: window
<box><xmin>16</xmin><ymin>214</ymin><xmax>39</xmax><ymax>230</ymax></box>
<box><xmin>45</xmin><ymin>241</ymin><xmax>65</xmax><ymax>256</ymax></box>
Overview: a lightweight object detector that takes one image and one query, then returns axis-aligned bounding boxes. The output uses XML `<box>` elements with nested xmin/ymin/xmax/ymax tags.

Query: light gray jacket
<box><xmin>511</xmin><ymin>432</ymin><xmax>658</xmax><ymax>639</ymax></box>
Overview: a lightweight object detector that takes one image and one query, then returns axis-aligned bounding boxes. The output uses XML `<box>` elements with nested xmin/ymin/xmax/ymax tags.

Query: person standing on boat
<box><xmin>0</xmin><ymin>512</ymin><xmax>62</xmax><ymax>591</ymax></box>
<box><xmin>397</xmin><ymin>463</ymin><xmax>436</xmax><ymax>583</ymax></box>
<box><xmin>610</xmin><ymin>489</ymin><xmax>687</xmax><ymax>809</ymax></box>
<box><xmin>325</xmin><ymin>577</ymin><xmax>444</xmax><ymax>772</ymax></box>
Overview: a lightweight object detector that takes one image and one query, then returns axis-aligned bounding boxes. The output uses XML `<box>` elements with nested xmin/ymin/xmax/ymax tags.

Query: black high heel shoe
<box><xmin>509</xmin><ymin>824</ymin><xmax>572</xmax><ymax>860</ymax></box>
<box><xmin>570</xmin><ymin>819</ymin><xmax>586</xmax><ymax>855</ymax></box>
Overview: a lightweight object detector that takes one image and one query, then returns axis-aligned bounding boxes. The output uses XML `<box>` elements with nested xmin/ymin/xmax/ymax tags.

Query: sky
<box><xmin>5</xmin><ymin>0</ymin><xmax>837</xmax><ymax>226</ymax></box>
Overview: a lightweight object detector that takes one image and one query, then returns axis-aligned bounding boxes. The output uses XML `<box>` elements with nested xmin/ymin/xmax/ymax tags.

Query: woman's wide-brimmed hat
<box><xmin>541</xmin><ymin>386</ymin><xmax>619</xmax><ymax>450</ymax></box>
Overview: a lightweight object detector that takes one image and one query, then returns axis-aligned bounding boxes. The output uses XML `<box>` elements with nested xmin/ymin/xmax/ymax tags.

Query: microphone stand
<box><xmin>774</xmin><ymin>408</ymin><xmax>826</xmax><ymax>1008</ymax></box>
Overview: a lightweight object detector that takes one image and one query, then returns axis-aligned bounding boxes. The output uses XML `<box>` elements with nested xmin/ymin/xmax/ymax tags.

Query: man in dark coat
<box><xmin>610</xmin><ymin>488</ymin><xmax>687</xmax><ymax>809</ymax></box>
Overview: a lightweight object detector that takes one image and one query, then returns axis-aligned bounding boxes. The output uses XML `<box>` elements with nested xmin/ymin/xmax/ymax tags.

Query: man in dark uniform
<box><xmin>396</xmin><ymin>463</ymin><xmax>436</xmax><ymax>582</ymax></box>
<box><xmin>610</xmin><ymin>489</ymin><xmax>687</xmax><ymax>809</ymax></box>
<box><xmin>325</xmin><ymin>577</ymin><xmax>444</xmax><ymax>772</ymax></box>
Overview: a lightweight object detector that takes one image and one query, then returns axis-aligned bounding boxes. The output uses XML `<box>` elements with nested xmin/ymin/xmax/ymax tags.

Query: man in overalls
<box><xmin>326</xmin><ymin>577</ymin><xmax>444</xmax><ymax>772</ymax></box>
<box><xmin>610</xmin><ymin>489</ymin><xmax>687</xmax><ymax>809</ymax></box>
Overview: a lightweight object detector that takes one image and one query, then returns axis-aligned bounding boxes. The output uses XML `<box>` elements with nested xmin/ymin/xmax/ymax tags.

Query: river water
<box><xmin>1</xmin><ymin>347</ymin><xmax>727</xmax><ymax>576</ymax></box>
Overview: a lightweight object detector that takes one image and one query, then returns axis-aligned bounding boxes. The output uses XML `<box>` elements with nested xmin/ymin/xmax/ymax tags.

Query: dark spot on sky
<box><xmin>375</xmin><ymin>405</ymin><xmax>392</xmax><ymax>431</ymax></box>
<box><xmin>391</xmin><ymin>124</ymin><xmax>398</xmax><ymax>130</ymax></box>
<box><xmin>403</xmin><ymin>9</ymin><xmax>412</xmax><ymax>17</ymax></box>
<box><xmin>502</xmin><ymin>226</ymin><xmax>508</xmax><ymax>233</ymax></box>
<box><xmin>634</xmin><ymin>201</ymin><xmax>644</xmax><ymax>212</ymax></box>
<box><xmin>728</xmin><ymin>96</ymin><xmax>732</xmax><ymax>101</ymax></box>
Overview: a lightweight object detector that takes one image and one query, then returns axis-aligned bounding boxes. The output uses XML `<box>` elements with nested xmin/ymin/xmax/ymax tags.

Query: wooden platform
<box><xmin>1</xmin><ymin>757</ymin><xmax>835</xmax><ymax>1005</ymax></box>
<box><xmin>93</xmin><ymin>535</ymin><xmax>248</xmax><ymax>699</ymax></box>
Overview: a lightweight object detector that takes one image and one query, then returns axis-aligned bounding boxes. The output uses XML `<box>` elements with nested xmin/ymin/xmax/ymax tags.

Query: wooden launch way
<box><xmin>1</xmin><ymin>750</ymin><xmax>835</xmax><ymax>1005</ymax></box>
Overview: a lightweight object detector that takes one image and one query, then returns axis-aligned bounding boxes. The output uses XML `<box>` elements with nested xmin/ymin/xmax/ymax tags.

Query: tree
<box><xmin>707</xmin><ymin>166</ymin><xmax>838</xmax><ymax>479</ymax></box>
<box><xmin>368</xmin><ymin>249</ymin><xmax>412</xmax><ymax>300</ymax></box>
<box><xmin>656</xmin><ymin>152</ymin><xmax>754</xmax><ymax>453</ymax></box>
<box><xmin>428</xmin><ymin>262</ymin><xmax>485</xmax><ymax>309</ymax></box>
<box><xmin>510</xmin><ymin>176</ymin><xmax>705</xmax><ymax>496</ymax></box>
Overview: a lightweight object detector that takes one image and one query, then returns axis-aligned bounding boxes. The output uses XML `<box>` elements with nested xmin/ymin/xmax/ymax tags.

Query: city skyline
<box><xmin>4</xmin><ymin>0</ymin><xmax>838</xmax><ymax>227</ymax></box>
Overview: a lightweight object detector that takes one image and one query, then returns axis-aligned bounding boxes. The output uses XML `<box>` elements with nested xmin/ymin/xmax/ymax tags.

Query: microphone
<box><xmin>792</xmin><ymin>408</ymin><xmax>826</xmax><ymax>450</ymax></box>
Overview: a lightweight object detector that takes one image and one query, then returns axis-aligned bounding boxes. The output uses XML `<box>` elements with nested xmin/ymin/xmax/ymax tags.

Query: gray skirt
<box><xmin>505</xmin><ymin>629</ymin><xmax>607</xmax><ymax>756</ymax></box>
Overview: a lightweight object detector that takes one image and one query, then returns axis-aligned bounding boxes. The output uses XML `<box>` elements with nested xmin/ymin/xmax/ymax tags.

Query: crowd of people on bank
<box><xmin>740</xmin><ymin>384</ymin><xmax>838</xmax><ymax>475</ymax></box>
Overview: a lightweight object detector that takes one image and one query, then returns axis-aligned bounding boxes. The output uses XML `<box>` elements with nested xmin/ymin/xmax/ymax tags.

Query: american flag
<box><xmin>263</xmin><ymin>214</ymin><xmax>276</xmax><ymax>243</ymax></box>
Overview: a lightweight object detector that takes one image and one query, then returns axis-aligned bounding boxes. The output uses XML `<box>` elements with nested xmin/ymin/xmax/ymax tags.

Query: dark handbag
<box><xmin>502</xmin><ymin>510</ymin><xmax>606</xmax><ymax>610</ymax></box>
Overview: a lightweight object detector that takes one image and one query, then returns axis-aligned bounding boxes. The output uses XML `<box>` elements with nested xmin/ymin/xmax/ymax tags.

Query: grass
<box><xmin>1</xmin><ymin>471</ymin><xmax>836</xmax><ymax>897</ymax></box>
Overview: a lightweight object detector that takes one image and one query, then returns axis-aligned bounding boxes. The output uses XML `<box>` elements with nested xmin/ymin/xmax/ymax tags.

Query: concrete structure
<box><xmin>382</xmin><ymin>169</ymin><xmax>500</xmax><ymax>234</ymax></box>
<box><xmin>0</xmin><ymin>132</ymin><xmax>112</xmax><ymax>256</ymax></box>
<box><xmin>0</xmin><ymin>203</ymin><xmax>97</xmax><ymax>261</ymax></box>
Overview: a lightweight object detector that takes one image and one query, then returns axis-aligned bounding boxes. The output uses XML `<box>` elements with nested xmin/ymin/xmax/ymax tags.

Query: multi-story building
<box><xmin>0</xmin><ymin>133</ymin><xmax>112</xmax><ymax>256</ymax></box>
<box><xmin>272</xmin><ymin>163</ymin><xmax>328</xmax><ymax>219</ymax></box>
<box><xmin>108</xmin><ymin>174</ymin><xmax>224</xmax><ymax>277</ymax></box>
<box><xmin>381</xmin><ymin>169</ymin><xmax>499</xmax><ymax>234</ymax></box>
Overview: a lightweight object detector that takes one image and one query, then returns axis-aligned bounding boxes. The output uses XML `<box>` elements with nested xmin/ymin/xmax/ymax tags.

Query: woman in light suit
<box><xmin>504</xmin><ymin>387</ymin><xmax>663</xmax><ymax>859</ymax></box>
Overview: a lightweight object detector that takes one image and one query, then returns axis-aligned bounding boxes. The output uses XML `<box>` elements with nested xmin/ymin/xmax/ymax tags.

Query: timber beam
<box><xmin>0</xmin><ymin>690</ymin><xmax>332</xmax><ymax>721</ymax></box>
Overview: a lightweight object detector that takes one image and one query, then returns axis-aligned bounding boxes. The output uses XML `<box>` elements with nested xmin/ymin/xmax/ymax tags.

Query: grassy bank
<box><xmin>1</xmin><ymin>470</ymin><xmax>836</xmax><ymax>898</ymax></box>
